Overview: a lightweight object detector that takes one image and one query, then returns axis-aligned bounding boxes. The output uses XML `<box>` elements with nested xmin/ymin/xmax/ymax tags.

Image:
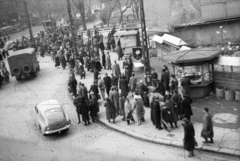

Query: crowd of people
<box><xmin>1</xmin><ymin>25</ymin><xmax>214</xmax><ymax>158</ymax></box>
<box><xmin>0</xmin><ymin>37</ymin><xmax>10</xmax><ymax>86</ymax></box>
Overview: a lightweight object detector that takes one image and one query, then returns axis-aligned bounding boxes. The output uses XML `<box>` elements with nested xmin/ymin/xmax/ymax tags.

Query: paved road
<box><xmin>9</xmin><ymin>26</ymin><xmax>44</xmax><ymax>41</ymax></box>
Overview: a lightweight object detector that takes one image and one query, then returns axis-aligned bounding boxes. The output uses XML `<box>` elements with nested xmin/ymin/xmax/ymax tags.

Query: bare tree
<box><xmin>28</xmin><ymin>0</ymin><xmax>48</xmax><ymax>22</ymax></box>
<box><xmin>72</xmin><ymin>0</ymin><xmax>87</xmax><ymax>30</ymax></box>
<box><xmin>116</xmin><ymin>0</ymin><xmax>133</xmax><ymax>24</ymax></box>
<box><xmin>131</xmin><ymin>0</ymin><xmax>139</xmax><ymax>20</ymax></box>
<box><xmin>99</xmin><ymin>0</ymin><xmax>118</xmax><ymax>26</ymax></box>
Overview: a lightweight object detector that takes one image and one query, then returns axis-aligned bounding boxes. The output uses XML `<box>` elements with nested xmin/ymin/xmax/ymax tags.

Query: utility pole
<box><xmin>66</xmin><ymin>0</ymin><xmax>77</xmax><ymax>58</ymax></box>
<box><xmin>48</xmin><ymin>2</ymin><xmax>53</xmax><ymax>27</ymax></box>
<box><xmin>23</xmin><ymin>0</ymin><xmax>33</xmax><ymax>46</ymax></box>
<box><xmin>139</xmin><ymin>0</ymin><xmax>152</xmax><ymax>86</ymax></box>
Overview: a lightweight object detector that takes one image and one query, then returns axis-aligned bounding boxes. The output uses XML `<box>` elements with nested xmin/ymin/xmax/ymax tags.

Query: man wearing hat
<box><xmin>201</xmin><ymin>107</ymin><xmax>214</xmax><ymax>143</ymax></box>
<box><xmin>182</xmin><ymin>118</ymin><xmax>196</xmax><ymax>157</ymax></box>
<box><xmin>180</xmin><ymin>93</ymin><xmax>193</xmax><ymax>121</ymax></box>
<box><xmin>103</xmin><ymin>73</ymin><xmax>112</xmax><ymax>97</ymax></box>
<box><xmin>111</xmin><ymin>73</ymin><xmax>118</xmax><ymax>87</ymax></box>
<box><xmin>181</xmin><ymin>72</ymin><xmax>192</xmax><ymax>95</ymax></box>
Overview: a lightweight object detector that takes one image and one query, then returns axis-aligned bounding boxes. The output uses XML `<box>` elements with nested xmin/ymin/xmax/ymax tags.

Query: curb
<box><xmin>96</xmin><ymin>117</ymin><xmax>240</xmax><ymax>158</ymax></box>
<box><xmin>66</xmin><ymin>72</ymin><xmax>240</xmax><ymax>158</ymax></box>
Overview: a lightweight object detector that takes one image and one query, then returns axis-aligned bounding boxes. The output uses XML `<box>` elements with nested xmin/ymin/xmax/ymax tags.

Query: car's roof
<box><xmin>37</xmin><ymin>99</ymin><xmax>61</xmax><ymax>113</ymax></box>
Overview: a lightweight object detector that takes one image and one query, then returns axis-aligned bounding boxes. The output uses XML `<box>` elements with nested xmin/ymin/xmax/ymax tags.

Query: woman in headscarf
<box><xmin>133</xmin><ymin>95</ymin><xmax>145</xmax><ymax>126</ymax></box>
<box><xmin>104</xmin><ymin>97</ymin><xmax>116</xmax><ymax>123</ymax></box>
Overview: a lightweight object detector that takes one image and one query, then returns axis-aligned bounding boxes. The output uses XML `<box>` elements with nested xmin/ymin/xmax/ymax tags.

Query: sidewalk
<box><xmin>71</xmin><ymin>51</ymin><xmax>240</xmax><ymax>157</ymax></box>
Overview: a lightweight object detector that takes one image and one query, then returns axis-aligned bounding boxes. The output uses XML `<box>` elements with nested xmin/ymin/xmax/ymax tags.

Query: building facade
<box><xmin>169</xmin><ymin>0</ymin><xmax>240</xmax><ymax>47</ymax></box>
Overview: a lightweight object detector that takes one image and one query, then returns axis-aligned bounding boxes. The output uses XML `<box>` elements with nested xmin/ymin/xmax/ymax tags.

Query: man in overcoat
<box><xmin>129</xmin><ymin>73</ymin><xmax>137</xmax><ymax>96</ymax></box>
<box><xmin>103</xmin><ymin>73</ymin><xmax>112</xmax><ymax>97</ymax></box>
<box><xmin>182</xmin><ymin>118</ymin><xmax>195</xmax><ymax>157</ymax></box>
<box><xmin>112</xmin><ymin>60</ymin><xmax>121</xmax><ymax>80</ymax></box>
<box><xmin>119</xmin><ymin>75</ymin><xmax>129</xmax><ymax>98</ymax></box>
<box><xmin>180</xmin><ymin>94</ymin><xmax>193</xmax><ymax>120</ymax></box>
<box><xmin>201</xmin><ymin>107</ymin><xmax>214</xmax><ymax>143</ymax></box>
<box><xmin>181</xmin><ymin>72</ymin><xmax>192</xmax><ymax>95</ymax></box>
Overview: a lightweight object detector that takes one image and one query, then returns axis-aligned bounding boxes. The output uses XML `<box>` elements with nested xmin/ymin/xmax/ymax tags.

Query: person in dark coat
<box><xmin>181</xmin><ymin>72</ymin><xmax>192</xmax><ymax>95</ymax></box>
<box><xmin>161</xmin><ymin>68</ymin><xmax>170</xmax><ymax>92</ymax></box>
<box><xmin>99</xmin><ymin>40</ymin><xmax>105</xmax><ymax>54</ymax></box>
<box><xmin>60</xmin><ymin>55</ymin><xmax>66</xmax><ymax>69</ymax></box>
<box><xmin>68</xmin><ymin>75</ymin><xmax>77</xmax><ymax>97</ymax></box>
<box><xmin>102</xmin><ymin>51</ymin><xmax>106</xmax><ymax>69</ymax></box>
<box><xmin>116</xmin><ymin>43</ymin><xmax>123</xmax><ymax>60</ymax></box>
<box><xmin>170</xmin><ymin>74</ymin><xmax>179</xmax><ymax>95</ymax></box>
<box><xmin>79</xmin><ymin>65</ymin><xmax>86</xmax><ymax>79</ymax></box>
<box><xmin>165</xmin><ymin>97</ymin><xmax>178</xmax><ymax>128</ymax></box>
<box><xmin>104</xmin><ymin>97</ymin><xmax>116</xmax><ymax>123</ymax></box>
<box><xmin>79</xmin><ymin>98</ymin><xmax>90</xmax><ymax>125</ymax></box>
<box><xmin>171</xmin><ymin>90</ymin><xmax>182</xmax><ymax>119</ymax></box>
<box><xmin>73</xmin><ymin>96</ymin><xmax>82</xmax><ymax>124</ymax></box>
<box><xmin>93</xmin><ymin>68</ymin><xmax>99</xmax><ymax>82</ymax></box>
<box><xmin>154</xmin><ymin>79</ymin><xmax>165</xmax><ymax>97</ymax></box>
<box><xmin>69</xmin><ymin>57</ymin><xmax>75</xmax><ymax>69</ymax></box>
<box><xmin>201</xmin><ymin>107</ymin><xmax>214</xmax><ymax>143</ymax></box>
<box><xmin>111</xmin><ymin>73</ymin><xmax>118</xmax><ymax>87</ymax></box>
<box><xmin>89</xmin><ymin>81</ymin><xmax>99</xmax><ymax>100</ymax></box>
<box><xmin>54</xmin><ymin>55</ymin><xmax>60</xmax><ymax>68</ymax></box>
<box><xmin>89</xmin><ymin>92</ymin><xmax>99</xmax><ymax>114</ymax></box>
<box><xmin>152</xmin><ymin>97</ymin><xmax>163</xmax><ymax>130</ymax></box>
<box><xmin>142</xmin><ymin>92</ymin><xmax>150</xmax><ymax>108</ymax></box>
<box><xmin>103</xmin><ymin>73</ymin><xmax>112</xmax><ymax>97</ymax></box>
<box><xmin>180</xmin><ymin>94</ymin><xmax>193</xmax><ymax>121</ymax></box>
<box><xmin>119</xmin><ymin>75</ymin><xmax>129</xmax><ymax>98</ymax></box>
<box><xmin>88</xmin><ymin>97</ymin><xmax>98</xmax><ymax>122</ymax></box>
<box><xmin>182</xmin><ymin>118</ymin><xmax>195</xmax><ymax>157</ymax></box>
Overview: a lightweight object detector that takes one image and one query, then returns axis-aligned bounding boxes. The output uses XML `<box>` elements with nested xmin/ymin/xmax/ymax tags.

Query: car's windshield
<box><xmin>45</xmin><ymin>108</ymin><xmax>63</xmax><ymax>117</ymax></box>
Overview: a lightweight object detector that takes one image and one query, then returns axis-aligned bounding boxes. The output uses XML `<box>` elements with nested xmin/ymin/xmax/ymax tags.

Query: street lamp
<box><xmin>216</xmin><ymin>26</ymin><xmax>227</xmax><ymax>47</ymax></box>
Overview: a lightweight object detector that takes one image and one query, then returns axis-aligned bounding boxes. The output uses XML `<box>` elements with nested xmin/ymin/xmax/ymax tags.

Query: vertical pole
<box><xmin>139</xmin><ymin>0</ymin><xmax>152</xmax><ymax>86</ymax></box>
<box><xmin>66</xmin><ymin>0</ymin><xmax>77</xmax><ymax>58</ymax></box>
<box><xmin>48</xmin><ymin>2</ymin><xmax>53</xmax><ymax>27</ymax></box>
<box><xmin>221</xmin><ymin>29</ymin><xmax>223</xmax><ymax>47</ymax></box>
<box><xmin>23</xmin><ymin>1</ymin><xmax>33</xmax><ymax>46</ymax></box>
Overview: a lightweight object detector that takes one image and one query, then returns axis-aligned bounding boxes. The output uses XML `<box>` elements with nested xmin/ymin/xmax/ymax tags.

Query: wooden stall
<box><xmin>164</xmin><ymin>48</ymin><xmax>223</xmax><ymax>98</ymax></box>
<box><xmin>113</xmin><ymin>30</ymin><xmax>140</xmax><ymax>56</ymax></box>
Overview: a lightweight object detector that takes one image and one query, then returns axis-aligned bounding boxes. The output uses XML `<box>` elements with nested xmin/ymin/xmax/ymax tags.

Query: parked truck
<box><xmin>7</xmin><ymin>48</ymin><xmax>40</xmax><ymax>81</ymax></box>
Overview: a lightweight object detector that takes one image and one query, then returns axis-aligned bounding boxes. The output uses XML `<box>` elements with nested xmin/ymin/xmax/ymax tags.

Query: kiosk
<box><xmin>164</xmin><ymin>48</ymin><xmax>223</xmax><ymax>98</ymax></box>
<box><xmin>113</xmin><ymin>30</ymin><xmax>140</xmax><ymax>56</ymax></box>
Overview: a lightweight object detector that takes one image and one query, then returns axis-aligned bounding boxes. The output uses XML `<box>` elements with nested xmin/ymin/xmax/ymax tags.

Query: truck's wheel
<box><xmin>12</xmin><ymin>67</ymin><xmax>21</xmax><ymax>75</ymax></box>
<box><xmin>22</xmin><ymin>65</ymin><xmax>32</xmax><ymax>74</ymax></box>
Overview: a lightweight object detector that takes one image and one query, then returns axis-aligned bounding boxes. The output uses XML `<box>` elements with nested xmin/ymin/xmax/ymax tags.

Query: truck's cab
<box><xmin>7</xmin><ymin>48</ymin><xmax>40</xmax><ymax>81</ymax></box>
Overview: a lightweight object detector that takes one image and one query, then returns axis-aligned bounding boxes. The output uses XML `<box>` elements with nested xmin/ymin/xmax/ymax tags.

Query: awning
<box><xmin>213</xmin><ymin>56</ymin><xmax>240</xmax><ymax>66</ymax></box>
<box><xmin>164</xmin><ymin>48</ymin><xmax>223</xmax><ymax>65</ymax></box>
<box><xmin>114</xmin><ymin>30</ymin><xmax>138</xmax><ymax>37</ymax></box>
<box><xmin>152</xmin><ymin>35</ymin><xmax>163</xmax><ymax>44</ymax></box>
<box><xmin>162</xmin><ymin>34</ymin><xmax>187</xmax><ymax>46</ymax></box>
<box><xmin>179</xmin><ymin>46</ymin><xmax>191</xmax><ymax>50</ymax></box>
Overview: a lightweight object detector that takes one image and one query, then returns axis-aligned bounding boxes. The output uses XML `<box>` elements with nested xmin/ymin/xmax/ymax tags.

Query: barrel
<box><xmin>225</xmin><ymin>89</ymin><xmax>235</xmax><ymax>101</ymax></box>
<box><xmin>235</xmin><ymin>90</ymin><xmax>240</xmax><ymax>102</ymax></box>
<box><xmin>216</xmin><ymin>87</ymin><xmax>225</xmax><ymax>98</ymax></box>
